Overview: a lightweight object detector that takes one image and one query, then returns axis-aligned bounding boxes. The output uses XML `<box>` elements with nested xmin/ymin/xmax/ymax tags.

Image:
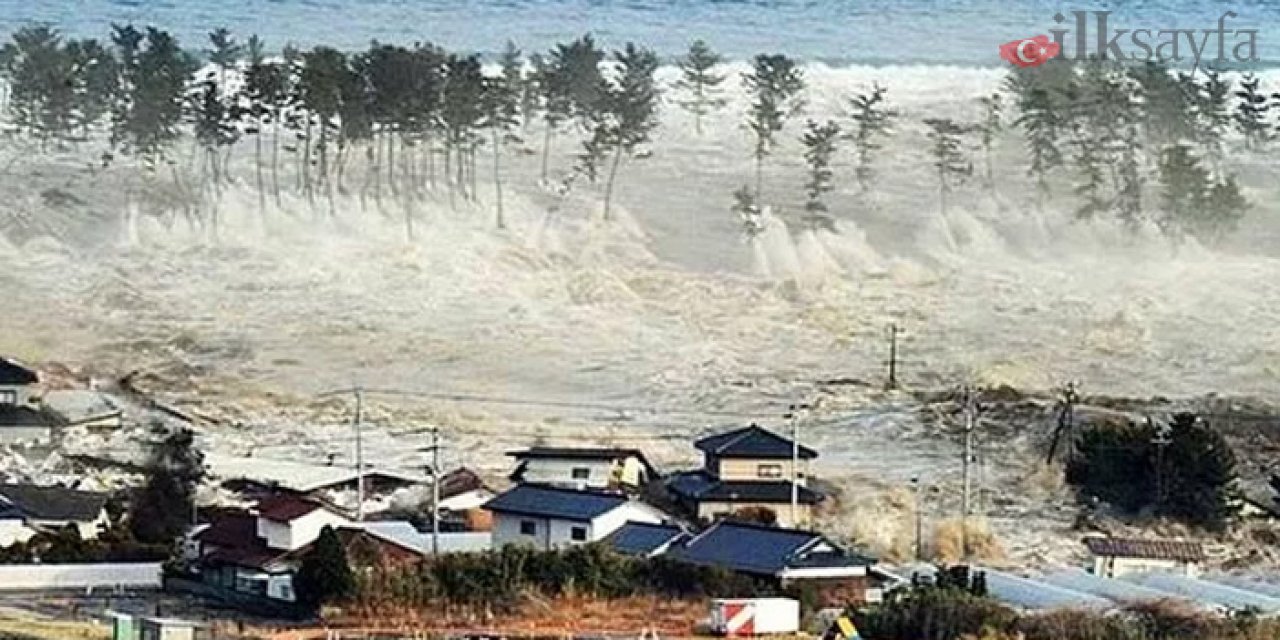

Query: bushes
<box><xmin>361</xmin><ymin>543</ymin><xmax>777</xmax><ymax>611</ymax></box>
<box><xmin>853</xmin><ymin>580</ymin><xmax>1016</xmax><ymax>640</ymax></box>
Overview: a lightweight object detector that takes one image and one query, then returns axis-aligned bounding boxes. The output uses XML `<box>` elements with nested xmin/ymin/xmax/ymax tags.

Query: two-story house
<box><xmin>506</xmin><ymin>447</ymin><xmax>657</xmax><ymax>492</ymax></box>
<box><xmin>485</xmin><ymin>483</ymin><xmax>665</xmax><ymax>550</ymax></box>
<box><xmin>666</xmin><ymin>424</ymin><xmax>824</xmax><ymax>528</ymax></box>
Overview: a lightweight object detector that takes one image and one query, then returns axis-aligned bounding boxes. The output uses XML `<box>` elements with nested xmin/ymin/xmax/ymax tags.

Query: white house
<box><xmin>0</xmin><ymin>484</ymin><xmax>109</xmax><ymax>542</ymax></box>
<box><xmin>1084</xmin><ymin>536</ymin><xmax>1206</xmax><ymax>578</ymax></box>
<box><xmin>507</xmin><ymin>447</ymin><xmax>657</xmax><ymax>491</ymax></box>
<box><xmin>253</xmin><ymin>494</ymin><xmax>352</xmax><ymax>551</ymax></box>
<box><xmin>485</xmin><ymin>484</ymin><xmax>665</xmax><ymax>550</ymax></box>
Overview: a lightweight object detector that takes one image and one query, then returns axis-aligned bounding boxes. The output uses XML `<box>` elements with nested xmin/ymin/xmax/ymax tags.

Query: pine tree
<box><xmin>110</xmin><ymin>26</ymin><xmax>196</xmax><ymax>170</ymax></box>
<box><xmin>674</xmin><ymin>39</ymin><xmax>726</xmax><ymax>135</ymax></box>
<box><xmin>923</xmin><ymin>118</ymin><xmax>973</xmax><ymax>219</ymax></box>
<box><xmin>1129</xmin><ymin>61</ymin><xmax>1195</xmax><ymax>149</ymax></box>
<box><xmin>581</xmin><ymin>43</ymin><xmax>660</xmax><ymax>221</ymax></box>
<box><xmin>974</xmin><ymin>93</ymin><xmax>1001</xmax><ymax>190</ymax></box>
<box><xmin>440</xmin><ymin>53</ymin><xmax>485</xmax><ymax>206</ymax></box>
<box><xmin>294</xmin><ymin>525</ymin><xmax>356</xmax><ymax>609</ymax></box>
<box><xmin>1</xmin><ymin>27</ymin><xmax>77</xmax><ymax>147</ymax></box>
<box><xmin>1160</xmin><ymin>413</ymin><xmax>1239</xmax><ymax>531</ymax></box>
<box><xmin>1006</xmin><ymin>61</ymin><xmax>1069</xmax><ymax>202</ymax></box>
<box><xmin>800</xmin><ymin>119</ymin><xmax>840</xmax><ymax>231</ymax></box>
<box><xmin>742</xmin><ymin>53</ymin><xmax>805</xmax><ymax>201</ymax></box>
<box><xmin>1234</xmin><ymin>73</ymin><xmax>1270</xmax><ymax>150</ymax></box>
<box><xmin>845</xmin><ymin>83</ymin><xmax>896</xmax><ymax>193</ymax></box>
<box><xmin>731</xmin><ymin>184</ymin><xmax>763</xmax><ymax>240</ymax></box>
<box><xmin>130</xmin><ymin>426</ymin><xmax>204</xmax><ymax>544</ymax></box>
<box><xmin>1156</xmin><ymin>143</ymin><xmax>1209</xmax><ymax>239</ymax></box>
<box><xmin>485</xmin><ymin>42</ymin><xmax>524</xmax><ymax>229</ymax></box>
<box><xmin>1186</xmin><ymin>70</ymin><xmax>1232</xmax><ymax>166</ymax></box>
<box><xmin>298</xmin><ymin>46</ymin><xmax>350</xmax><ymax>215</ymax></box>
<box><xmin>1114</xmin><ymin>122</ymin><xmax>1144</xmax><ymax>227</ymax></box>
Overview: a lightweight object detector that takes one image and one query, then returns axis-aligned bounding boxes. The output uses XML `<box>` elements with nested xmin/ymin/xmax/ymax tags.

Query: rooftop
<box><xmin>694</xmin><ymin>425</ymin><xmax>818</xmax><ymax>460</ymax></box>
<box><xmin>360</xmin><ymin>521</ymin><xmax>491</xmax><ymax>555</ymax></box>
<box><xmin>0</xmin><ymin>405</ymin><xmax>60</xmax><ymax>429</ymax></box>
<box><xmin>255</xmin><ymin>494</ymin><xmax>326</xmax><ymax>522</ymax></box>
<box><xmin>205</xmin><ymin>452</ymin><xmax>429</xmax><ymax>494</ymax></box>
<box><xmin>508</xmin><ymin>446</ymin><xmax>650</xmax><ymax>462</ymax></box>
<box><xmin>671</xmin><ymin>520</ymin><xmax>870</xmax><ymax>576</ymax></box>
<box><xmin>0</xmin><ymin>483</ymin><xmax>108</xmax><ymax>522</ymax></box>
<box><xmin>1083</xmin><ymin>536</ymin><xmax>1207</xmax><ymax>563</ymax></box>
<box><xmin>0</xmin><ymin>357</ymin><xmax>37</xmax><ymax>386</ymax></box>
<box><xmin>604</xmin><ymin>521</ymin><xmax>687</xmax><ymax>556</ymax></box>
<box><xmin>484</xmin><ymin>484</ymin><xmax>629</xmax><ymax>522</ymax></box>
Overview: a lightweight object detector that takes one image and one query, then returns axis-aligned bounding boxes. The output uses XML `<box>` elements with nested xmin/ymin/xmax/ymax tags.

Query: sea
<box><xmin>0</xmin><ymin>0</ymin><xmax>1277</xmax><ymax>66</ymax></box>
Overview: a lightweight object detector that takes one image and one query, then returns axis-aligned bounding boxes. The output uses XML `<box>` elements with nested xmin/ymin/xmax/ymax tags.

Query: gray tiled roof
<box><xmin>605</xmin><ymin>521</ymin><xmax>686</xmax><ymax>556</ymax></box>
<box><xmin>0</xmin><ymin>358</ymin><xmax>37</xmax><ymax>385</ymax></box>
<box><xmin>671</xmin><ymin>520</ymin><xmax>870</xmax><ymax>576</ymax></box>
<box><xmin>0</xmin><ymin>484</ymin><xmax>107</xmax><ymax>522</ymax></box>
<box><xmin>695</xmin><ymin>425</ymin><xmax>818</xmax><ymax>459</ymax></box>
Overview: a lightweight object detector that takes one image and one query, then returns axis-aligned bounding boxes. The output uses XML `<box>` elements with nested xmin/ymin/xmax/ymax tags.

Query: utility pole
<box><xmin>420</xmin><ymin>426</ymin><xmax>443</xmax><ymax>556</ymax></box>
<box><xmin>1046</xmin><ymin>381</ymin><xmax>1079</xmax><ymax>465</ymax></box>
<box><xmin>885</xmin><ymin>323</ymin><xmax>902</xmax><ymax>390</ymax></box>
<box><xmin>960</xmin><ymin>385</ymin><xmax>977</xmax><ymax>560</ymax></box>
<box><xmin>1150</xmin><ymin>416</ymin><xmax>1171</xmax><ymax>516</ymax></box>
<box><xmin>354</xmin><ymin>386</ymin><xmax>364</xmax><ymax>522</ymax></box>
<box><xmin>789</xmin><ymin>403</ymin><xmax>801</xmax><ymax>528</ymax></box>
<box><xmin>911</xmin><ymin>476</ymin><xmax>923</xmax><ymax>561</ymax></box>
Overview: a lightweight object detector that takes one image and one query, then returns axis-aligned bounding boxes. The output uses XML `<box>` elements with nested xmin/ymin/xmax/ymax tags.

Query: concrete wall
<box><xmin>0</xmin><ymin>563</ymin><xmax>162</xmax><ymax>590</ymax></box>
<box><xmin>1092</xmin><ymin>555</ymin><xmax>1197</xmax><ymax>578</ymax></box>
<box><xmin>259</xmin><ymin>510</ymin><xmax>351</xmax><ymax>551</ymax></box>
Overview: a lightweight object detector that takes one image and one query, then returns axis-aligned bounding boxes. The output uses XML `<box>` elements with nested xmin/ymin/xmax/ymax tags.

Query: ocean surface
<box><xmin>0</xmin><ymin>0</ymin><xmax>1277</xmax><ymax>65</ymax></box>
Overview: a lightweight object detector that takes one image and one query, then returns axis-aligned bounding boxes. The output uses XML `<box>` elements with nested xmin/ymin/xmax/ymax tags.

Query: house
<box><xmin>668</xmin><ymin>520</ymin><xmax>884</xmax><ymax>605</ymax></box>
<box><xmin>0</xmin><ymin>357</ymin><xmax>38</xmax><ymax>406</ymax></box>
<box><xmin>604</xmin><ymin>521</ymin><xmax>688</xmax><ymax>557</ymax></box>
<box><xmin>194</xmin><ymin>495</ymin><xmax>352</xmax><ymax>602</ymax></box>
<box><xmin>0</xmin><ymin>483</ymin><xmax>109</xmax><ymax>541</ymax></box>
<box><xmin>485</xmin><ymin>484</ymin><xmax>665</xmax><ymax>550</ymax></box>
<box><xmin>435</xmin><ymin>467</ymin><xmax>496</xmax><ymax>513</ymax></box>
<box><xmin>43</xmin><ymin>389</ymin><xmax>124</xmax><ymax>432</ymax></box>
<box><xmin>205</xmin><ymin>452</ymin><xmax>430</xmax><ymax>516</ymax></box>
<box><xmin>1084</xmin><ymin>536</ymin><xmax>1206</xmax><ymax>579</ymax></box>
<box><xmin>667</xmin><ymin>424</ymin><xmax>824</xmax><ymax>527</ymax></box>
<box><xmin>0</xmin><ymin>404</ymin><xmax>61</xmax><ymax>445</ymax></box>
<box><xmin>507</xmin><ymin>447</ymin><xmax>657</xmax><ymax>491</ymax></box>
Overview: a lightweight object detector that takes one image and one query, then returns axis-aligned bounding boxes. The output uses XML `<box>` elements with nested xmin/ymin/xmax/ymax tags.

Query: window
<box><xmin>570</xmin><ymin>526</ymin><xmax>588</xmax><ymax>541</ymax></box>
<box><xmin>571</xmin><ymin>467</ymin><xmax>591</xmax><ymax>480</ymax></box>
<box><xmin>520</xmin><ymin>520</ymin><xmax>537</xmax><ymax>536</ymax></box>
<box><xmin>757</xmin><ymin>463</ymin><xmax>784</xmax><ymax>479</ymax></box>
<box><xmin>0</xmin><ymin>390</ymin><xmax>14</xmax><ymax>405</ymax></box>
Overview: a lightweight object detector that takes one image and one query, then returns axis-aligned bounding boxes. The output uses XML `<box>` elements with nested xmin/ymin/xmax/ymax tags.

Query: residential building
<box><xmin>668</xmin><ymin>520</ymin><xmax>885</xmax><ymax>605</ymax></box>
<box><xmin>667</xmin><ymin>424</ymin><xmax>823</xmax><ymax>527</ymax></box>
<box><xmin>0</xmin><ymin>483</ymin><xmax>109</xmax><ymax>542</ymax></box>
<box><xmin>0</xmin><ymin>357</ymin><xmax>38</xmax><ymax>406</ymax></box>
<box><xmin>604</xmin><ymin>521</ymin><xmax>688</xmax><ymax>557</ymax></box>
<box><xmin>205</xmin><ymin>452</ymin><xmax>429</xmax><ymax>516</ymax></box>
<box><xmin>0</xmin><ymin>405</ymin><xmax>60</xmax><ymax>445</ymax></box>
<box><xmin>435</xmin><ymin>467</ymin><xmax>496</xmax><ymax>513</ymax></box>
<box><xmin>43</xmin><ymin>389</ymin><xmax>124</xmax><ymax>432</ymax></box>
<box><xmin>507</xmin><ymin>447</ymin><xmax>657</xmax><ymax>491</ymax></box>
<box><xmin>485</xmin><ymin>484</ymin><xmax>665</xmax><ymax>550</ymax></box>
<box><xmin>1084</xmin><ymin>536</ymin><xmax>1206</xmax><ymax>578</ymax></box>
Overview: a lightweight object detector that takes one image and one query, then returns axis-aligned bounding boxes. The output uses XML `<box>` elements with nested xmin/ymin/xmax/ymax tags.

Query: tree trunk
<box><xmin>603</xmin><ymin>147</ymin><xmax>625</xmax><ymax>221</ymax></box>
<box><xmin>386</xmin><ymin>130</ymin><xmax>398</xmax><ymax>198</ymax></box>
<box><xmin>755</xmin><ymin>151</ymin><xmax>764</xmax><ymax>202</ymax></box>
<box><xmin>493</xmin><ymin>128</ymin><xmax>505</xmax><ymax>229</ymax></box>
<box><xmin>271</xmin><ymin>117</ymin><xmax>282</xmax><ymax>208</ymax></box>
<box><xmin>541</xmin><ymin>121</ymin><xmax>554</xmax><ymax>184</ymax></box>
<box><xmin>255</xmin><ymin>129</ymin><xmax>266</xmax><ymax>219</ymax></box>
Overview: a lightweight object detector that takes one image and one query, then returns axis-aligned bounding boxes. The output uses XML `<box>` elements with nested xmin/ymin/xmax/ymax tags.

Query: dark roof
<box><xmin>0</xmin><ymin>484</ymin><xmax>107</xmax><ymax>522</ymax></box>
<box><xmin>694</xmin><ymin>425</ymin><xmax>818</xmax><ymax>460</ymax></box>
<box><xmin>484</xmin><ymin>484</ymin><xmax>629</xmax><ymax>522</ymax></box>
<box><xmin>508</xmin><ymin>447</ymin><xmax>650</xmax><ymax>463</ymax></box>
<box><xmin>438</xmin><ymin>467</ymin><xmax>489</xmax><ymax>500</ymax></box>
<box><xmin>0</xmin><ymin>358</ymin><xmax>37</xmax><ymax>385</ymax></box>
<box><xmin>0</xmin><ymin>405</ymin><xmax>60</xmax><ymax>428</ymax></box>
<box><xmin>670</xmin><ymin>520</ymin><xmax>868</xmax><ymax>576</ymax></box>
<box><xmin>256</xmin><ymin>495</ymin><xmax>324</xmax><ymax>522</ymax></box>
<box><xmin>667</xmin><ymin>471</ymin><xmax>824</xmax><ymax>505</ymax></box>
<box><xmin>1083</xmin><ymin>536</ymin><xmax>1206</xmax><ymax>563</ymax></box>
<box><xmin>203</xmin><ymin>544</ymin><xmax>292</xmax><ymax>572</ymax></box>
<box><xmin>605</xmin><ymin>522</ymin><xmax>687</xmax><ymax>556</ymax></box>
<box><xmin>195</xmin><ymin>512</ymin><xmax>258</xmax><ymax>547</ymax></box>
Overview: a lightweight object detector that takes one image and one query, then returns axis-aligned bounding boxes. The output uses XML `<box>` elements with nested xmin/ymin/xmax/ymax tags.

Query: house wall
<box><xmin>697</xmin><ymin>501</ymin><xmax>812</xmax><ymax>528</ymax></box>
<box><xmin>258</xmin><ymin>510</ymin><xmax>351</xmax><ymax>551</ymax></box>
<box><xmin>439</xmin><ymin>488</ymin><xmax>494</xmax><ymax>513</ymax></box>
<box><xmin>0</xmin><ymin>384</ymin><xmax>34</xmax><ymax>407</ymax></box>
<box><xmin>0</xmin><ymin>426</ymin><xmax>51</xmax><ymax>445</ymax></box>
<box><xmin>492</xmin><ymin>502</ymin><xmax>662</xmax><ymax>550</ymax></box>
<box><xmin>267</xmin><ymin>573</ymin><xmax>296</xmax><ymax>601</ymax></box>
<box><xmin>1092</xmin><ymin>555</ymin><xmax>1197</xmax><ymax>578</ymax></box>
<box><xmin>517</xmin><ymin>458</ymin><xmax>620</xmax><ymax>489</ymax></box>
<box><xmin>713</xmin><ymin>458</ymin><xmax>810</xmax><ymax>484</ymax></box>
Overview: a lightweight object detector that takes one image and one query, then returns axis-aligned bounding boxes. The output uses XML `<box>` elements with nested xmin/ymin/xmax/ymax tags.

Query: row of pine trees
<box><xmin>0</xmin><ymin>25</ymin><xmax>1273</xmax><ymax>245</ymax></box>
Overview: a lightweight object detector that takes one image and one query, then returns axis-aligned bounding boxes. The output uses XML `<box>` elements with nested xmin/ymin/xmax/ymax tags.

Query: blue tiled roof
<box><xmin>605</xmin><ymin>522</ymin><xmax>687</xmax><ymax>556</ymax></box>
<box><xmin>671</xmin><ymin>520</ymin><xmax>870</xmax><ymax>576</ymax></box>
<box><xmin>484</xmin><ymin>484</ymin><xmax>628</xmax><ymax>522</ymax></box>
<box><xmin>695</xmin><ymin>425</ymin><xmax>818</xmax><ymax>459</ymax></box>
